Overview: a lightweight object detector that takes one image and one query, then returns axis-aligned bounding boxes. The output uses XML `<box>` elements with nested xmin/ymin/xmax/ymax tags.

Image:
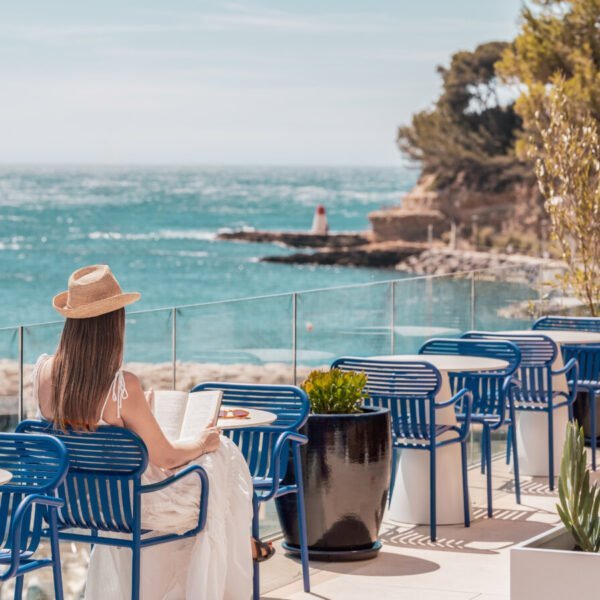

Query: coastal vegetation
<box><xmin>395</xmin><ymin>0</ymin><xmax>600</xmax><ymax>312</ymax></box>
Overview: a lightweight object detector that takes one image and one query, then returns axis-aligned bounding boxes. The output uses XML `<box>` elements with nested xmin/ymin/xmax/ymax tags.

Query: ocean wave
<box><xmin>88</xmin><ymin>230</ymin><xmax>217</xmax><ymax>242</ymax></box>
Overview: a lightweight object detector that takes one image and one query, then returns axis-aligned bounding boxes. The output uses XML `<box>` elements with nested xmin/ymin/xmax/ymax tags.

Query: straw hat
<box><xmin>53</xmin><ymin>265</ymin><xmax>141</xmax><ymax>319</ymax></box>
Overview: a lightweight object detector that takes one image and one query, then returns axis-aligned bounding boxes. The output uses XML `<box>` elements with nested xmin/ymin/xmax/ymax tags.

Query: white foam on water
<box><xmin>88</xmin><ymin>230</ymin><xmax>217</xmax><ymax>242</ymax></box>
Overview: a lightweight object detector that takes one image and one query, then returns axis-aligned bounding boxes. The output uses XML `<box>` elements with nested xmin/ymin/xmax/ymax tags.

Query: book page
<box><xmin>179</xmin><ymin>391</ymin><xmax>223</xmax><ymax>441</ymax></box>
<box><xmin>153</xmin><ymin>391</ymin><xmax>189</xmax><ymax>441</ymax></box>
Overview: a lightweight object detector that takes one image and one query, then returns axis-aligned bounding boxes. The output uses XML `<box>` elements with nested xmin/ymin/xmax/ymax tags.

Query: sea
<box><xmin>0</xmin><ymin>165</ymin><xmax>416</xmax><ymax>329</ymax></box>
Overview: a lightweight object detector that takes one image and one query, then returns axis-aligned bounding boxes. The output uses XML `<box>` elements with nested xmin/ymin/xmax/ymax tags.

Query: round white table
<box><xmin>0</xmin><ymin>469</ymin><xmax>13</xmax><ymax>485</ymax></box>
<box><xmin>370</xmin><ymin>354</ymin><xmax>509</xmax><ymax>525</ymax></box>
<box><xmin>494</xmin><ymin>329</ymin><xmax>600</xmax><ymax>476</ymax></box>
<box><xmin>217</xmin><ymin>407</ymin><xmax>276</xmax><ymax>430</ymax></box>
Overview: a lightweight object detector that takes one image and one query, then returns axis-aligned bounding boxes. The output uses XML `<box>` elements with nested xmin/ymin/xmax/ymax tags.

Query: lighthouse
<box><xmin>311</xmin><ymin>204</ymin><xmax>329</xmax><ymax>235</ymax></box>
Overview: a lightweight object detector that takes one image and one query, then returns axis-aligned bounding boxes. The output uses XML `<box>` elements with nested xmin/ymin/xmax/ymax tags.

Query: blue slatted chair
<box><xmin>191</xmin><ymin>382</ymin><xmax>310</xmax><ymax>600</ymax></box>
<box><xmin>419</xmin><ymin>338</ymin><xmax>522</xmax><ymax>516</ymax></box>
<box><xmin>533</xmin><ymin>315</ymin><xmax>600</xmax><ymax>332</ymax></box>
<box><xmin>16</xmin><ymin>420</ymin><xmax>209</xmax><ymax>600</ymax></box>
<box><xmin>461</xmin><ymin>332</ymin><xmax>579</xmax><ymax>490</ymax></box>
<box><xmin>562</xmin><ymin>344</ymin><xmax>600</xmax><ymax>470</ymax></box>
<box><xmin>0</xmin><ymin>432</ymin><xmax>68</xmax><ymax>600</ymax></box>
<box><xmin>331</xmin><ymin>357</ymin><xmax>472</xmax><ymax>542</ymax></box>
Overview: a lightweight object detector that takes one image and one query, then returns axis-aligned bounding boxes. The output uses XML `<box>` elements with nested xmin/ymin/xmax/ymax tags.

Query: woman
<box><xmin>33</xmin><ymin>265</ymin><xmax>272</xmax><ymax>600</ymax></box>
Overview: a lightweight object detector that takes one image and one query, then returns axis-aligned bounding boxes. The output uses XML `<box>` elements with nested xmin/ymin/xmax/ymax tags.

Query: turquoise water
<box><xmin>0</xmin><ymin>165</ymin><xmax>416</xmax><ymax>328</ymax></box>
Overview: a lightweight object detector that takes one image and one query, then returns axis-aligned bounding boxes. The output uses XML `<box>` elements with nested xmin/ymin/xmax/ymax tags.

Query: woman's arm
<box><xmin>120</xmin><ymin>372</ymin><xmax>220</xmax><ymax>469</ymax></box>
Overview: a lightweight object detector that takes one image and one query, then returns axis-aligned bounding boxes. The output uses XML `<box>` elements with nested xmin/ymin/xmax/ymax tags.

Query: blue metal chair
<box><xmin>332</xmin><ymin>357</ymin><xmax>472</xmax><ymax>542</ymax></box>
<box><xmin>562</xmin><ymin>344</ymin><xmax>600</xmax><ymax>470</ymax></box>
<box><xmin>0</xmin><ymin>432</ymin><xmax>68</xmax><ymax>600</ymax></box>
<box><xmin>419</xmin><ymin>338</ymin><xmax>522</xmax><ymax>516</ymax></box>
<box><xmin>16</xmin><ymin>420</ymin><xmax>209</xmax><ymax>600</ymax></box>
<box><xmin>533</xmin><ymin>315</ymin><xmax>600</xmax><ymax>332</ymax></box>
<box><xmin>461</xmin><ymin>332</ymin><xmax>579</xmax><ymax>490</ymax></box>
<box><xmin>191</xmin><ymin>382</ymin><xmax>310</xmax><ymax>600</ymax></box>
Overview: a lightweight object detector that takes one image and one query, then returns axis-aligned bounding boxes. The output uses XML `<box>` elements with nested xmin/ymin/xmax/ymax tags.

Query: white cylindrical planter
<box><xmin>515</xmin><ymin>406</ymin><xmax>568</xmax><ymax>476</ymax></box>
<box><xmin>388</xmin><ymin>445</ymin><xmax>469</xmax><ymax>525</ymax></box>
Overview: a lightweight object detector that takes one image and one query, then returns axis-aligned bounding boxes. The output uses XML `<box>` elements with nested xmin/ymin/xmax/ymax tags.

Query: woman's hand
<box><xmin>199</xmin><ymin>427</ymin><xmax>221</xmax><ymax>455</ymax></box>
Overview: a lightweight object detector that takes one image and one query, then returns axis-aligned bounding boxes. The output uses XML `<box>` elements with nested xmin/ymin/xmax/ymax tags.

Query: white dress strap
<box><xmin>32</xmin><ymin>353</ymin><xmax>51</xmax><ymax>406</ymax></box>
<box><xmin>100</xmin><ymin>369</ymin><xmax>128</xmax><ymax>421</ymax></box>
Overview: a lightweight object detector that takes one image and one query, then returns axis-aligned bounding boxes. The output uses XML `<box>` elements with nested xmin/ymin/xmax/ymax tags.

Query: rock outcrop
<box><xmin>218</xmin><ymin>230</ymin><xmax>370</xmax><ymax>248</ymax></box>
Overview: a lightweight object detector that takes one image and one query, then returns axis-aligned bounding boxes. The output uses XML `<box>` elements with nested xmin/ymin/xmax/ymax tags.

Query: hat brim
<box><xmin>52</xmin><ymin>291</ymin><xmax>141</xmax><ymax>319</ymax></box>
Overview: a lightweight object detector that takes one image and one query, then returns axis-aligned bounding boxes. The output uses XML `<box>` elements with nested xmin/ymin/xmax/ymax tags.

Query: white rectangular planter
<box><xmin>511</xmin><ymin>525</ymin><xmax>600</xmax><ymax>600</ymax></box>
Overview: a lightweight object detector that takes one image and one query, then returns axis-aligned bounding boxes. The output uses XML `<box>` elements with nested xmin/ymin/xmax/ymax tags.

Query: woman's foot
<box><xmin>252</xmin><ymin>537</ymin><xmax>275</xmax><ymax>563</ymax></box>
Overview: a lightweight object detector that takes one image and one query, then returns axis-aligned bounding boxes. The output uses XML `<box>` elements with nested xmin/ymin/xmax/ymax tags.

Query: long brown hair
<box><xmin>51</xmin><ymin>308</ymin><xmax>125</xmax><ymax>430</ymax></box>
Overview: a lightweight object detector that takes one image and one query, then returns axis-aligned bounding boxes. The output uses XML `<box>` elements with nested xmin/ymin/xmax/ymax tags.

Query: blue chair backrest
<box><xmin>0</xmin><ymin>432</ymin><xmax>68</xmax><ymax>554</ymax></box>
<box><xmin>533</xmin><ymin>316</ymin><xmax>600</xmax><ymax>333</ymax></box>
<box><xmin>332</xmin><ymin>357</ymin><xmax>441</xmax><ymax>441</ymax></box>
<box><xmin>191</xmin><ymin>383</ymin><xmax>309</xmax><ymax>479</ymax></box>
<box><xmin>563</xmin><ymin>344</ymin><xmax>600</xmax><ymax>385</ymax></box>
<box><xmin>461</xmin><ymin>332</ymin><xmax>557</xmax><ymax>396</ymax></box>
<box><xmin>16</xmin><ymin>420</ymin><xmax>148</xmax><ymax>534</ymax></box>
<box><xmin>419</xmin><ymin>338</ymin><xmax>521</xmax><ymax>417</ymax></box>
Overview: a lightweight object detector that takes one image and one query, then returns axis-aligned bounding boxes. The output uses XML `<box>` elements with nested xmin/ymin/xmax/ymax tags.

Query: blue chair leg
<box><xmin>506</xmin><ymin>424</ymin><xmax>512</xmax><ymax>465</ymax></box>
<box><xmin>251</xmin><ymin>493</ymin><xmax>260</xmax><ymax>600</ymax></box>
<box><xmin>131</xmin><ymin>532</ymin><xmax>141</xmax><ymax>600</ymax></box>
<box><xmin>480</xmin><ymin>428</ymin><xmax>487</xmax><ymax>474</ymax></box>
<box><xmin>49</xmin><ymin>512</ymin><xmax>64</xmax><ymax>600</ymax></box>
<box><xmin>461</xmin><ymin>441</ymin><xmax>470</xmax><ymax>528</ymax></box>
<box><xmin>293</xmin><ymin>443</ymin><xmax>310</xmax><ymax>593</ymax></box>
<box><xmin>509</xmin><ymin>415</ymin><xmax>521</xmax><ymax>505</ymax></box>
<box><xmin>14</xmin><ymin>575</ymin><xmax>24</xmax><ymax>600</ymax></box>
<box><xmin>548</xmin><ymin>409</ymin><xmax>555</xmax><ymax>491</ymax></box>
<box><xmin>484</xmin><ymin>425</ymin><xmax>493</xmax><ymax>518</ymax></box>
<box><xmin>591</xmin><ymin>392</ymin><xmax>597</xmax><ymax>471</ymax></box>
<box><xmin>429</xmin><ymin>447</ymin><xmax>437</xmax><ymax>542</ymax></box>
<box><xmin>388</xmin><ymin>446</ymin><xmax>398</xmax><ymax>508</ymax></box>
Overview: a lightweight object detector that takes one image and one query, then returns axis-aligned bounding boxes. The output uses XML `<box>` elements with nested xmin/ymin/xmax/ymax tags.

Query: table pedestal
<box><xmin>388</xmin><ymin>445</ymin><xmax>469</xmax><ymax>525</ymax></box>
<box><xmin>515</xmin><ymin>407</ymin><xmax>568</xmax><ymax>477</ymax></box>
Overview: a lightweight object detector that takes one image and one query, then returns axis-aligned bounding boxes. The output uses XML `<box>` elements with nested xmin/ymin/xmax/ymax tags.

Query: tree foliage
<box><xmin>529</xmin><ymin>80</ymin><xmax>600</xmax><ymax>314</ymax></box>
<box><xmin>397</xmin><ymin>42</ymin><xmax>523</xmax><ymax>190</ymax></box>
<box><xmin>497</xmin><ymin>0</ymin><xmax>600</xmax><ymax>156</ymax></box>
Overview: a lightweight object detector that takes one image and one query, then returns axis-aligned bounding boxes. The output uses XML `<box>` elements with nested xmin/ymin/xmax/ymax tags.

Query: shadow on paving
<box><xmin>380</xmin><ymin>507</ymin><xmax>556</xmax><ymax>555</ymax></box>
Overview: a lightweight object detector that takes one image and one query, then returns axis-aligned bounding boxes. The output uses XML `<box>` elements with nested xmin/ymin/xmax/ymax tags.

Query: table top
<box><xmin>497</xmin><ymin>329</ymin><xmax>600</xmax><ymax>345</ymax></box>
<box><xmin>216</xmin><ymin>407</ymin><xmax>276</xmax><ymax>430</ymax></box>
<box><xmin>368</xmin><ymin>354</ymin><xmax>509</xmax><ymax>372</ymax></box>
<box><xmin>0</xmin><ymin>469</ymin><xmax>13</xmax><ymax>485</ymax></box>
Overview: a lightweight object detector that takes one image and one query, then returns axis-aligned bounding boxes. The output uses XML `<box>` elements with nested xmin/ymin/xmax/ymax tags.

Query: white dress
<box><xmin>33</xmin><ymin>355</ymin><xmax>254</xmax><ymax>600</ymax></box>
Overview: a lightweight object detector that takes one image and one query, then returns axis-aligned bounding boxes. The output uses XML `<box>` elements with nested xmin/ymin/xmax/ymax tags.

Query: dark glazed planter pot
<box><xmin>275</xmin><ymin>406</ymin><xmax>391</xmax><ymax>561</ymax></box>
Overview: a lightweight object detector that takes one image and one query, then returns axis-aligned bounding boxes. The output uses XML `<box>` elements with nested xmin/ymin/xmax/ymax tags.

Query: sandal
<box><xmin>252</xmin><ymin>537</ymin><xmax>275</xmax><ymax>563</ymax></box>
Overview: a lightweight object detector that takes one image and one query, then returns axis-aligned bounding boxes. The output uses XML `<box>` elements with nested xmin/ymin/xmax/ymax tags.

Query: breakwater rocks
<box><xmin>218</xmin><ymin>229</ymin><xmax>370</xmax><ymax>248</ymax></box>
<box><xmin>397</xmin><ymin>248</ymin><xmax>565</xmax><ymax>281</ymax></box>
<box><xmin>262</xmin><ymin>241</ymin><xmax>426</xmax><ymax>268</ymax></box>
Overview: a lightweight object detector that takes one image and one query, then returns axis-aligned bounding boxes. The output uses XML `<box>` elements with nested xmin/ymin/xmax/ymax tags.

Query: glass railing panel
<box><xmin>296</xmin><ymin>281</ymin><xmax>393</xmax><ymax>378</ymax></box>
<box><xmin>0</xmin><ymin>327</ymin><xmax>19</xmax><ymax>431</ymax></box>
<box><xmin>393</xmin><ymin>274</ymin><xmax>472</xmax><ymax>354</ymax></box>
<box><xmin>474</xmin><ymin>265</ymin><xmax>542</xmax><ymax>331</ymax></box>
<box><xmin>22</xmin><ymin>321</ymin><xmax>63</xmax><ymax>418</ymax></box>
<box><xmin>175</xmin><ymin>294</ymin><xmax>294</xmax><ymax>390</ymax></box>
<box><xmin>124</xmin><ymin>308</ymin><xmax>174</xmax><ymax>391</ymax></box>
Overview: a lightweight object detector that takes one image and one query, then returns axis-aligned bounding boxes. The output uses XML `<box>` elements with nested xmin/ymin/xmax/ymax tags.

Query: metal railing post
<box><xmin>171</xmin><ymin>308</ymin><xmax>177</xmax><ymax>390</ymax></box>
<box><xmin>390</xmin><ymin>281</ymin><xmax>396</xmax><ymax>354</ymax></box>
<box><xmin>18</xmin><ymin>326</ymin><xmax>24</xmax><ymax>422</ymax></box>
<box><xmin>470</xmin><ymin>271</ymin><xmax>476</xmax><ymax>330</ymax></box>
<box><xmin>292</xmin><ymin>293</ymin><xmax>298</xmax><ymax>385</ymax></box>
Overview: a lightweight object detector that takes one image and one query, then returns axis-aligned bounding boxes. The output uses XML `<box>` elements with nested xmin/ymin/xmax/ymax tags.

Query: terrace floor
<box><xmin>261</xmin><ymin>450</ymin><xmax>575</xmax><ymax>600</ymax></box>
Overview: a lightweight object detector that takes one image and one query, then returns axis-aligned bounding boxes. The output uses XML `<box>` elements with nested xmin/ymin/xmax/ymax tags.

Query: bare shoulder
<box><xmin>122</xmin><ymin>370</ymin><xmax>143</xmax><ymax>395</ymax></box>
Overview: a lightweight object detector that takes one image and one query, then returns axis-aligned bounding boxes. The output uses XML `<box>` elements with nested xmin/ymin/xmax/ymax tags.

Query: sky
<box><xmin>0</xmin><ymin>0</ymin><xmax>522</xmax><ymax>166</ymax></box>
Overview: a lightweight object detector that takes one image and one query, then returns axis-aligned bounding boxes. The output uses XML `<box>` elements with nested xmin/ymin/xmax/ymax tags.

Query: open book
<box><xmin>152</xmin><ymin>390</ymin><xmax>223</xmax><ymax>442</ymax></box>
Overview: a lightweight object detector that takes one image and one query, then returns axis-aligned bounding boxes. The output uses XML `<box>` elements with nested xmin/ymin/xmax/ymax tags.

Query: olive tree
<box><xmin>529</xmin><ymin>81</ymin><xmax>600</xmax><ymax>315</ymax></box>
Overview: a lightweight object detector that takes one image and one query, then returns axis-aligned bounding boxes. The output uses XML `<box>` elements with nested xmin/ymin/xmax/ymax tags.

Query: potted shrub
<box><xmin>275</xmin><ymin>368</ymin><xmax>391</xmax><ymax>561</ymax></box>
<box><xmin>511</xmin><ymin>422</ymin><xmax>600</xmax><ymax>599</ymax></box>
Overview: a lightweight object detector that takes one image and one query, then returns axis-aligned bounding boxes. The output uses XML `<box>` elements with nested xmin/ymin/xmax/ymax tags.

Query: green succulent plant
<box><xmin>557</xmin><ymin>422</ymin><xmax>600</xmax><ymax>552</ymax></box>
<box><xmin>302</xmin><ymin>368</ymin><xmax>369</xmax><ymax>415</ymax></box>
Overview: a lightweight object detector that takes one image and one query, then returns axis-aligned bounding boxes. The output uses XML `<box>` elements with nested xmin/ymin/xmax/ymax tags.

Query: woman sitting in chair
<box><xmin>33</xmin><ymin>265</ymin><xmax>273</xmax><ymax>600</ymax></box>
